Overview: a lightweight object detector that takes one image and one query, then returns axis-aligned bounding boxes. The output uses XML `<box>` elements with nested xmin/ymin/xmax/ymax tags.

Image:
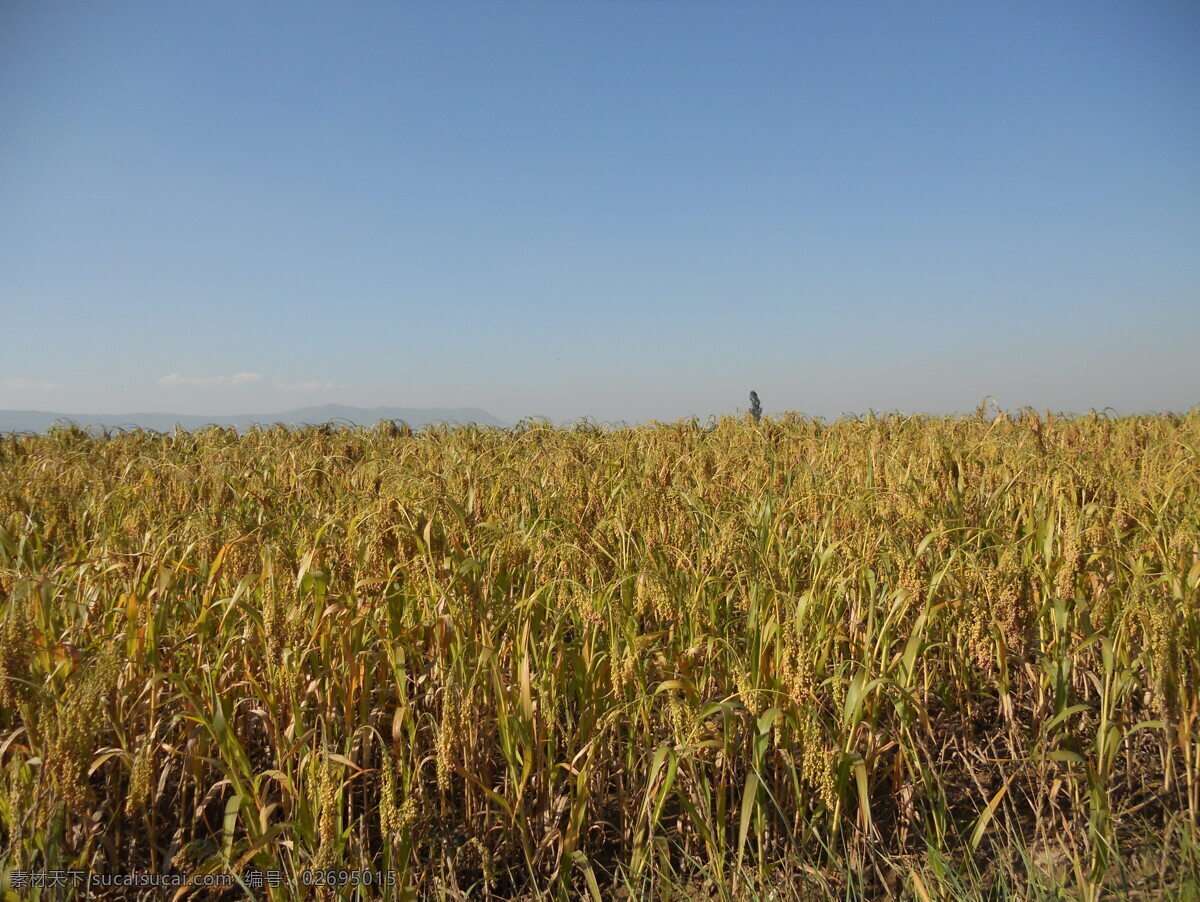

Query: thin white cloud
<box><xmin>158</xmin><ymin>372</ymin><xmax>264</xmax><ymax>387</ymax></box>
<box><xmin>2</xmin><ymin>377</ymin><xmax>64</xmax><ymax>391</ymax></box>
<box><xmin>274</xmin><ymin>379</ymin><xmax>337</xmax><ymax>392</ymax></box>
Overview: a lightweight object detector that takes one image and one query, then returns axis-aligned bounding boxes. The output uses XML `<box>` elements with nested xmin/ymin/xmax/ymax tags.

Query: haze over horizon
<box><xmin>3</xmin><ymin>2</ymin><xmax>1198</xmax><ymax>424</ymax></box>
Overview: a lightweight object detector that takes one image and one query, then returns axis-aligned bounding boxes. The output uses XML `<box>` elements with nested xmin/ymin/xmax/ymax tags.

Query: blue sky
<box><xmin>2</xmin><ymin>1</ymin><xmax>1197</xmax><ymax>423</ymax></box>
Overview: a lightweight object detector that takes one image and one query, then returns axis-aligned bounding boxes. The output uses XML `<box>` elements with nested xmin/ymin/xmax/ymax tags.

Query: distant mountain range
<box><xmin>0</xmin><ymin>403</ymin><xmax>507</xmax><ymax>434</ymax></box>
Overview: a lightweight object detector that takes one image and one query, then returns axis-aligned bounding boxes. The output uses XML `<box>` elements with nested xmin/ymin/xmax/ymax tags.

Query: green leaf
<box><xmin>970</xmin><ymin>772</ymin><xmax>1017</xmax><ymax>851</ymax></box>
<box><xmin>326</xmin><ymin>752</ymin><xmax>362</xmax><ymax>772</ymax></box>
<box><xmin>853</xmin><ymin>757</ymin><xmax>872</xmax><ymax>834</ymax></box>
<box><xmin>222</xmin><ymin>794</ymin><xmax>242</xmax><ymax>858</ymax></box>
<box><xmin>1044</xmin><ymin>703</ymin><xmax>1091</xmax><ymax>732</ymax></box>
<box><xmin>737</xmin><ymin>770</ymin><xmax>759</xmax><ymax>869</ymax></box>
<box><xmin>756</xmin><ymin>707</ymin><xmax>779</xmax><ymax>736</ymax></box>
<box><xmin>571</xmin><ymin>851</ymin><xmax>603</xmax><ymax>902</ymax></box>
<box><xmin>1047</xmin><ymin>749</ymin><xmax>1086</xmax><ymax>764</ymax></box>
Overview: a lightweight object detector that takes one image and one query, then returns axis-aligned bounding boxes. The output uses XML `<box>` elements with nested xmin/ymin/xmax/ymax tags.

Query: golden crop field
<box><xmin>1</xmin><ymin>412</ymin><xmax>1198</xmax><ymax>900</ymax></box>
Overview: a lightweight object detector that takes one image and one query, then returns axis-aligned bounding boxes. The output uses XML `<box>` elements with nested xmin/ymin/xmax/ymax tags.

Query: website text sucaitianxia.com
<box><xmin>5</xmin><ymin>868</ymin><xmax>398</xmax><ymax>891</ymax></box>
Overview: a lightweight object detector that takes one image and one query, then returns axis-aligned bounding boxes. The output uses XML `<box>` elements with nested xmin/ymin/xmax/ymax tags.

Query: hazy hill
<box><xmin>0</xmin><ymin>403</ymin><xmax>506</xmax><ymax>434</ymax></box>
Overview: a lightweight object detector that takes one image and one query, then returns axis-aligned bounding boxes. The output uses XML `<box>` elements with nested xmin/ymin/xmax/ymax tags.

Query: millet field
<box><xmin>1</xmin><ymin>411</ymin><xmax>1198</xmax><ymax>900</ymax></box>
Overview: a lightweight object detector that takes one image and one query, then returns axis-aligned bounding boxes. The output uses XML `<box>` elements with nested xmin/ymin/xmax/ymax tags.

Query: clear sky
<box><xmin>2</xmin><ymin>1</ymin><xmax>1198</xmax><ymax>424</ymax></box>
